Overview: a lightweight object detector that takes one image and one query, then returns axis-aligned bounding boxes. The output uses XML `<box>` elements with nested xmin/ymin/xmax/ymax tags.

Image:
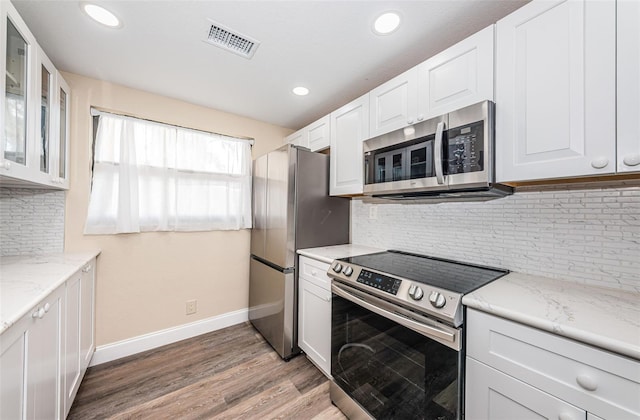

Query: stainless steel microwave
<box><xmin>363</xmin><ymin>100</ymin><xmax>512</xmax><ymax>200</ymax></box>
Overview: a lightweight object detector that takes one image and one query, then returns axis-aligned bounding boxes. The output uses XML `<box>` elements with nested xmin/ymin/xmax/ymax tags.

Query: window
<box><xmin>85</xmin><ymin>112</ymin><xmax>252</xmax><ymax>234</ymax></box>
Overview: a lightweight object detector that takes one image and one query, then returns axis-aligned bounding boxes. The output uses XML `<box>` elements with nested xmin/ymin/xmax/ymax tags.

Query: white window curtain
<box><xmin>85</xmin><ymin>112</ymin><xmax>252</xmax><ymax>234</ymax></box>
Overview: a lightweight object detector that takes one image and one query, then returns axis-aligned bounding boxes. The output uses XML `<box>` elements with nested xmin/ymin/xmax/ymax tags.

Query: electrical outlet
<box><xmin>369</xmin><ymin>205</ymin><xmax>378</xmax><ymax>220</ymax></box>
<box><xmin>186</xmin><ymin>299</ymin><xmax>197</xmax><ymax>315</ymax></box>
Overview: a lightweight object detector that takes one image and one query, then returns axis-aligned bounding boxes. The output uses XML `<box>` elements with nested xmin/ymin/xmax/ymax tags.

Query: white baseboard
<box><xmin>90</xmin><ymin>308</ymin><xmax>249</xmax><ymax>366</ymax></box>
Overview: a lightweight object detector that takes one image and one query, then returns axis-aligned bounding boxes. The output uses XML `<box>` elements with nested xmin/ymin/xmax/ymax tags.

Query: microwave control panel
<box><xmin>446</xmin><ymin>120</ymin><xmax>484</xmax><ymax>175</ymax></box>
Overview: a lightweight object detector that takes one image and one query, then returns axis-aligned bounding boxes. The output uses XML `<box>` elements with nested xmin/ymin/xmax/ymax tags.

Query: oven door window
<box><xmin>332</xmin><ymin>294</ymin><xmax>460</xmax><ymax>420</ymax></box>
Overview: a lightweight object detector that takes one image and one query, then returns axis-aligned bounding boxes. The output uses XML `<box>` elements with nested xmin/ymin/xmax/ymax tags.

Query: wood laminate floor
<box><xmin>69</xmin><ymin>322</ymin><xmax>347</xmax><ymax>420</ymax></box>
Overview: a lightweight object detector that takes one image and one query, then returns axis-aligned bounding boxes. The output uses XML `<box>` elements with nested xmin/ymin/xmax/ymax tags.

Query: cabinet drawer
<box><xmin>467</xmin><ymin>309</ymin><xmax>640</xmax><ymax>419</ymax></box>
<box><xmin>298</xmin><ymin>256</ymin><xmax>331</xmax><ymax>290</ymax></box>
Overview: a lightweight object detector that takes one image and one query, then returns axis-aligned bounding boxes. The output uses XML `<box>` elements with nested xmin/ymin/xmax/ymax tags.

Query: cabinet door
<box><xmin>617</xmin><ymin>0</ymin><xmax>640</xmax><ymax>173</ymax></box>
<box><xmin>26</xmin><ymin>286</ymin><xmax>63</xmax><ymax>420</ymax></box>
<box><xmin>0</xmin><ymin>317</ymin><xmax>27</xmax><ymax>420</ymax></box>
<box><xmin>369</xmin><ymin>68</ymin><xmax>418</xmax><ymax>137</ymax></box>
<box><xmin>495</xmin><ymin>0</ymin><xmax>616</xmax><ymax>182</ymax></box>
<box><xmin>298</xmin><ymin>276</ymin><xmax>331</xmax><ymax>377</ymax></box>
<box><xmin>35</xmin><ymin>47</ymin><xmax>56</xmax><ymax>185</ymax></box>
<box><xmin>285</xmin><ymin>128</ymin><xmax>307</xmax><ymax>148</ymax></box>
<box><xmin>55</xmin><ymin>74</ymin><xmax>70</xmax><ymax>188</ymax></box>
<box><xmin>0</xmin><ymin>2</ymin><xmax>36</xmax><ymax>179</ymax></box>
<box><xmin>330</xmin><ymin>93</ymin><xmax>369</xmax><ymax>196</ymax></box>
<box><xmin>418</xmin><ymin>25</ymin><xmax>494</xmax><ymax>120</ymax></box>
<box><xmin>80</xmin><ymin>260</ymin><xmax>96</xmax><ymax>369</ymax></box>
<box><xmin>466</xmin><ymin>357</ymin><xmax>586</xmax><ymax>420</ymax></box>
<box><xmin>307</xmin><ymin>115</ymin><xmax>330</xmax><ymax>152</ymax></box>
<box><xmin>64</xmin><ymin>272</ymin><xmax>81</xmax><ymax>417</ymax></box>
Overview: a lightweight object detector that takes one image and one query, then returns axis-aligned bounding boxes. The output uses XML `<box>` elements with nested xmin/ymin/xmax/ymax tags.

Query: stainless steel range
<box><xmin>327</xmin><ymin>250</ymin><xmax>507</xmax><ymax>419</ymax></box>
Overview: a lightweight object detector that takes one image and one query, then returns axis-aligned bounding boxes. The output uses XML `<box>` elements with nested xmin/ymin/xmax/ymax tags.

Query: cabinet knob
<box><xmin>590</xmin><ymin>157</ymin><xmax>609</xmax><ymax>169</ymax></box>
<box><xmin>623</xmin><ymin>153</ymin><xmax>640</xmax><ymax>167</ymax></box>
<box><xmin>311</xmin><ymin>269</ymin><xmax>317</xmax><ymax>276</ymax></box>
<box><xmin>33</xmin><ymin>307</ymin><xmax>45</xmax><ymax>319</ymax></box>
<box><xmin>0</xmin><ymin>161</ymin><xmax>11</xmax><ymax>170</ymax></box>
<box><xmin>82</xmin><ymin>265</ymin><xmax>92</xmax><ymax>273</ymax></box>
<box><xmin>407</xmin><ymin>119</ymin><xmax>414</xmax><ymax>125</ymax></box>
<box><xmin>44</xmin><ymin>303</ymin><xmax>50</xmax><ymax>313</ymax></box>
<box><xmin>417</xmin><ymin>115</ymin><xmax>424</xmax><ymax>121</ymax></box>
<box><xmin>576</xmin><ymin>374</ymin><xmax>598</xmax><ymax>391</ymax></box>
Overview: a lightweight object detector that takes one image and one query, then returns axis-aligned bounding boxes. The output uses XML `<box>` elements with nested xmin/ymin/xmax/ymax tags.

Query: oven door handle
<box><xmin>331</xmin><ymin>283</ymin><xmax>460</xmax><ymax>350</ymax></box>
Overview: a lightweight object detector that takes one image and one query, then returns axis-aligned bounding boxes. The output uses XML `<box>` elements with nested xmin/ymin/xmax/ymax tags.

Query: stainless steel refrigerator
<box><xmin>249</xmin><ymin>144</ymin><xmax>349</xmax><ymax>360</ymax></box>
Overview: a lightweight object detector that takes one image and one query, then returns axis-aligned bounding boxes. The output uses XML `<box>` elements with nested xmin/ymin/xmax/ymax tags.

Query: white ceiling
<box><xmin>12</xmin><ymin>0</ymin><xmax>529</xmax><ymax>130</ymax></box>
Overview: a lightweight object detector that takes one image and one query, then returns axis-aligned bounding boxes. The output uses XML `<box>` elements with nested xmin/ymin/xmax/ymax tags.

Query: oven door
<box><xmin>331</xmin><ymin>282</ymin><xmax>463</xmax><ymax>420</ymax></box>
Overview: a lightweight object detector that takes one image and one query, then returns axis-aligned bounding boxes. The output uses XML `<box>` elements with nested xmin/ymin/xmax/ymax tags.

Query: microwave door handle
<box><xmin>434</xmin><ymin>121</ymin><xmax>445</xmax><ymax>185</ymax></box>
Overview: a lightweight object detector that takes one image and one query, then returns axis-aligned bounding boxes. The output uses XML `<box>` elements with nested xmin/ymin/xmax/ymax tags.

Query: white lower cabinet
<box><xmin>0</xmin><ymin>257</ymin><xmax>96</xmax><ymax>420</ymax></box>
<box><xmin>26</xmin><ymin>285</ymin><xmax>64</xmax><ymax>420</ymax></box>
<box><xmin>63</xmin><ymin>260</ymin><xmax>95</xmax><ymax>416</ymax></box>
<box><xmin>0</xmin><ymin>287</ymin><xmax>64</xmax><ymax>420</ymax></box>
<box><xmin>465</xmin><ymin>309</ymin><xmax>640</xmax><ymax>420</ymax></box>
<box><xmin>297</xmin><ymin>256</ymin><xmax>332</xmax><ymax>376</ymax></box>
<box><xmin>0</xmin><ymin>318</ymin><xmax>26</xmax><ymax>419</ymax></box>
<box><xmin>466</xmin><ymin>358</ymin><xmax>585</xmax><ymax>420</ymax></box>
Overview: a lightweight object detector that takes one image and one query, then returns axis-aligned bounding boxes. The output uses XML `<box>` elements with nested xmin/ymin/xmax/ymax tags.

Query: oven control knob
<box><xmin>429</xmin><ymin>291</ymin><xmax>446</xmax><ymax>308</ymax></box>
<box><xmin>343</xmin><ymin>266</ymin><xmax>353</xmax><ymax>276</ymax></box>
<box><xmin>409</xmin><ymin>285</ymin><xmax>424</xmax><ymax>301</ymax></box>
<box><xmin>333</xmin><ymin>263</ymin><xmax>343</xmax><ymax>273</ymax></box>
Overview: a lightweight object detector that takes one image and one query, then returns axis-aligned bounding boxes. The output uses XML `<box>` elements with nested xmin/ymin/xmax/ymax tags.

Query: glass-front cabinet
<box><xmin>1</xmin><ymin>2</ymin><xmax>34</xmax><ymax>180</ymax></box>
<box><xmin>0</xmin><ymin>1</ymin><xmax>69</xmax><ymax>189</ymax></box>
<box><xmin>56</xmin><ymin>74</ymin><xmax>70</xmax><ymax>188</ymax></box>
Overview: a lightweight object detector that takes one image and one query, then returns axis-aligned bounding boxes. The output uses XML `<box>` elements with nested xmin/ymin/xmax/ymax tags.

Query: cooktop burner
<box><xmin>338</xmin><ymin>250</ymin><xmax>507</xmax><ymax>294</ymax></box>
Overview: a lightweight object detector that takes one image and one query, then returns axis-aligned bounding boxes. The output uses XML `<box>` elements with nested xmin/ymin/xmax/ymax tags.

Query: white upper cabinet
<box><xmin>417</xmin><ymin>25</ymin><xmax>494</xmax><ymax>121</ymax></box>
<box><xmin>285</xmin><ymin>128</ymin><xmax>307</xmax><ymax>148</ymax></box>
<box><xmin>495</xmin><ymin>0</ymin><xmax>616</xmax><ymax>182</ymax></box>
<box><xmin>617</xmin><ymin>0</ymin><xmax>640</xmax><ymax>173</ymax></box>
<box><xmin>285</xmin><ymin>115</ymin><xmax>331</xmax><ymax>152</ymax></box>
<box><xmin>1</xmin><ymin>1</ymin><xmax>36</xmax><ymax>181</ymax></box>
<box><xmin>307</xmin><ymin>115</ymin><xmax>330</xmax><ymax>152</ymax></box>
<box><xmin>0</xmin><ymin>1</ymin><xmax>70</xmax><ymax>189</ymax></box>
<box><xmin>369</xmin><ymin>68</ymin><xmax>418</xmax><ymax>138</ymax></box>
<box><xmin>330</xmin><ymin>93</ymin><xmax>369</xmax><ymax>196</ymax></box>
<box><xmin>369</xmin><ymin>25</ymin><xmax>494</xmax><ymax>139</ymax></box>
<box><xmin>56</xmin><ymin>73</ymin><xmax>70</xmax><ymax>188</ymax></box>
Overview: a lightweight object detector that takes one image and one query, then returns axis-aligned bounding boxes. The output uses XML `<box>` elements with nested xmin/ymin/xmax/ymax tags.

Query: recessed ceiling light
<box><xmin>292</xmin><ymin>87</ymin><xmax>309</xmax><ymax>96</ymax></box>
<box><xmin>373</xmin><ymin>12</ymin><xmax>401</xmax><ymax>35</ymax></box>
<box><xmin>82</xmin><ymin>3</ymin><xmax>121</xmax><ymax>28</ymax></box>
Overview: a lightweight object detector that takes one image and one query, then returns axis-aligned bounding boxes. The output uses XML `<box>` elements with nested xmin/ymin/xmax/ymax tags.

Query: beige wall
<box><xmin>62</xmin><ymin>72</ymin><xmax>291</xmax><ymax>346</ymax></box>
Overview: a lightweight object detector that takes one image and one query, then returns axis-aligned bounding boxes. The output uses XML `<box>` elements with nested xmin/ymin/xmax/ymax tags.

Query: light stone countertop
<box><xmin>0</xmin><ymin>251</ymin><xmax>101</xmax><ymax>335</ymax></box>
<box><xmin>297</xmin><ymin>244</ymin><xmax>385</xmax><ymax>264</ymax></box>
<box><xmin>463</xmin><ymin>272</ymin><xmax>640</xmax><ymax>361</ymax></box>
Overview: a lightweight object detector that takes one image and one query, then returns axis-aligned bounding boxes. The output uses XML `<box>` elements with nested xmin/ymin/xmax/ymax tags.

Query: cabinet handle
<box><xmin>0</xmin><ymin>161</ymin><xmax>10</xmax><ymax>170</ymax></box>
<box><xmin>82</xmin><ymin>265</ymin><xmax>92</xmax><ymax>273</ymax></box>
<box><xmin>44</xmin><ymin>303</ymin><xmax>50</xmax><ymax>313</ymax></box>
<box><xmin>558</xmin><ymin>414</ymin><xmax>575</xmax><ymax>420</ymax></box>
<box><xmin>590</xmin><ymin>157</ymin><xmax>609</xmax><ymax>169</ymax></box>
<box><xmin>576</xmin><ymin>374</ymin><xmax>598</xmax><ymax>391</ymax></box>
<box><xmin>623</xmin><ymin>153</ymin><xmax>640</xmax><ymax>167</ymax></box>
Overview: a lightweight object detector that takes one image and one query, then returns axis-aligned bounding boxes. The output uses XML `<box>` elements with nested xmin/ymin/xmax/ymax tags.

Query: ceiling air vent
<box><xmin>203</xmin><ymin>19</ymin><xmax>260</xmax><ymax>59</ymax></box>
